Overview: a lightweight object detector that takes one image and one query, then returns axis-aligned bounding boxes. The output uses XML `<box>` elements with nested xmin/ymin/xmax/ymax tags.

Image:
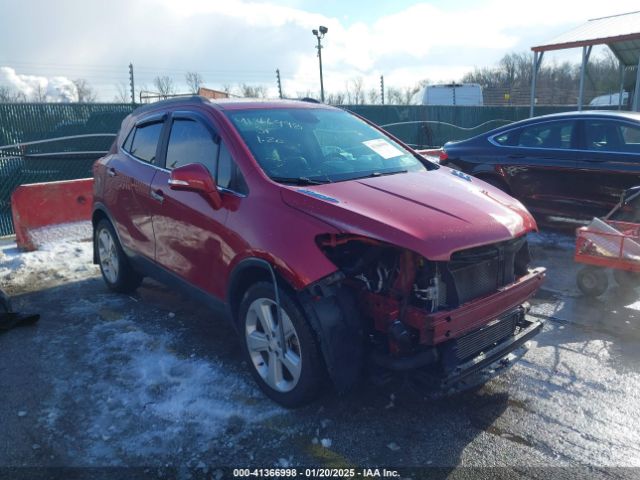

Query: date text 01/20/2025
<box><xmin>232</xmin><ymin>468</ymin><xmax>400</xmax><ymax>477</ymax></box>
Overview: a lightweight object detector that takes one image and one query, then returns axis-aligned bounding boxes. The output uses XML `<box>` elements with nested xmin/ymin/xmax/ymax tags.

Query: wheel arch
<box><xmin>91</xmin><ymin>204</ymin><xmax>125</xmax><ymax>264</ymax></box>
<box><xmin>226</xmin><ymin>258</ymin><xmax>298</xmax><ymax>324</ymax></box>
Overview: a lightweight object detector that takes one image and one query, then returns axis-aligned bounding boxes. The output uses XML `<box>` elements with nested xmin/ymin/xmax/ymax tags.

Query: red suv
<box><xmin>93</xmin><ymin>97</ymin><xmax>545</xmax><ymax>407</ymax></box>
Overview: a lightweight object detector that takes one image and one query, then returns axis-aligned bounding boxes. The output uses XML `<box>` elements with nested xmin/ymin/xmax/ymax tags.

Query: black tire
<box><xmin>0</xmin><ymin>289</ymin><xmax>12</xmax><ymax>314</ymax></box>
<box><xmin>238</xmin><ymin>281</ymin><xmax>326</xmax><ymax>408</ymax></box>
<box><xmin>94</xmin><ymin>219</ymin><xmax>143</xmax><ymax>293</ymax></box>
<box><xmin>577</xmin><ymin>266</ymin><xmax>608</xmax><ymax>297</ymax></box>
<box><xmin>613</xmin><ymin>269</ymin><xmax>640</xmax><ymax>289</ymax></box>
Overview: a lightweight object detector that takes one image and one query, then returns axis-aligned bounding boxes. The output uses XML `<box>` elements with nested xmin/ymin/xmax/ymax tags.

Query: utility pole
<box><xmin>128</xmin><ymin>63</ymin><xmax>135</xmax><ymax>105</ymax></box>
<box><xmin>312</xmin><ymin>26</ymin><xmax>328</xmax><ymax>103</ymax></box>
<box><xmin>380</xmin><ymin>75</ymin><xmax>385</xmax><ymax>105</ymax></box>
<box><xmin>276</xmin><ymin>69</ymin><xmax>283</xmax><ymax>99</ymax></box>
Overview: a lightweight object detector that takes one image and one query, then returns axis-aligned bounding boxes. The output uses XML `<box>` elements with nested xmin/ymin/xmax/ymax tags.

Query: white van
<box><xmin>413</xmin><ymin>83</ymin><xmax>483</xmax><ymax>106</ymax></box>
<box><xmin>589</xmin><ymin>91</ymin><xmax>629</xmax><ymax>107</ymax></box>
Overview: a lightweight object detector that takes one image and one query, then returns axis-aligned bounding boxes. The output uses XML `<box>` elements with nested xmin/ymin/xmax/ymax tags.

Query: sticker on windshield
<box><xmin>362</xmin><ymin>139</ymin><xmax>403</xmax><ymax>159</ymax></box>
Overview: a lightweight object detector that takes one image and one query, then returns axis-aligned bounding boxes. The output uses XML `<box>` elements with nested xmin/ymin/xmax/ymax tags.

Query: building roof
<box><xmin>531</xmin><ymin>11</ymin><xmax>640</xmax><ymax>66</ymax></box>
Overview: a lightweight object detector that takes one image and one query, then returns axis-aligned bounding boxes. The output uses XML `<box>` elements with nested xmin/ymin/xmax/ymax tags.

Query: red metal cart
<box><xmin>575</xmin><ymin>196</ymin><xmax>640</xmax><ymax>297</ymax></box>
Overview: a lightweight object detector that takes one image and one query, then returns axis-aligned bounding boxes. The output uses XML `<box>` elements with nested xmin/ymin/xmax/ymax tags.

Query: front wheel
<box><xmin>238</xmin><ymin>281</ymin><xmax>325</xmax><ymax>408</ymax></box>
<box><xmin>94</xmin><ymin>219</ymin><xmax>142</xmax><ymax>293</ymax></box>
<box><xmin>577</xmin><ymin>266</ymin><xmax>608</xmax><ymax>297</ymax></box>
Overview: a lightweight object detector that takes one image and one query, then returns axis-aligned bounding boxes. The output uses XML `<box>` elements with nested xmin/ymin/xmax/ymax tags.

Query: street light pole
<box><xmin>312</xmin><ymin>26</ymin><xmax>328</xmax><ymax>102</ymax></box>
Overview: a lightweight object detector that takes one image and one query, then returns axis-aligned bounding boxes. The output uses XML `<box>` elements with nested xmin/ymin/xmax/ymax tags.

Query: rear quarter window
<box><xmin>125</xmin><ymin>122</ymin><xmax>164</xmax><ymax>163</ymax></box>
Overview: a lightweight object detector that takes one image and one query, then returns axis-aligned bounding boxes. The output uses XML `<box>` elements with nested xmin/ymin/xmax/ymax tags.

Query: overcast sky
<box><xmin>0</xmin><ymin>0</ymin><xmax>638</xmax><ymax>101</ymax></box>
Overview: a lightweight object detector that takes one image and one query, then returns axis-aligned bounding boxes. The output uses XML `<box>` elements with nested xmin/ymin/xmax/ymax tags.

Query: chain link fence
<box><xmin>0</xmin><ymin>102</ymin><xmax>581</xmax><ymax>237</ymax></box>
<box><xmin>0</xmin><ymin>103</ymin><xmax>134</xmax><ymax>236</ymax></box>
<box><xmin>344</xmin><ymin>104</ymin><xmax>575</xmax><ymax>149</ymax></box>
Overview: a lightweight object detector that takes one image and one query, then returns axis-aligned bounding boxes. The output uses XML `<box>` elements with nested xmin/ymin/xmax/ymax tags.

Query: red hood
<box><xmin>280</xmin><ymin>167</ymin><xmax>537</xmax><ymax>261</ymax></box>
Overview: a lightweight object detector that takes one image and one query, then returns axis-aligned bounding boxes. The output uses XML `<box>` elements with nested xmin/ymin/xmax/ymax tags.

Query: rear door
<box><xmin>492</xmin><ymin>119</ymin><xmax>580</xmax><ymax>220</ymax></box>
<box><xmin>573</xmin><ymin>118</ymin><xmax>640</xmax><ymax>218</ymax></box>
<box><xmin>106</xmin><ymin>115</ymin><xmax>165</xmax><ymax>260</ymax></box>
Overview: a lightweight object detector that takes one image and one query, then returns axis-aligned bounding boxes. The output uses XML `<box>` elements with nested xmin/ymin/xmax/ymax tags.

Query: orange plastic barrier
<box><xmin>11</xmin><ymin>178</ymin><xmax>94</xmax><ymax>251</ymax></box>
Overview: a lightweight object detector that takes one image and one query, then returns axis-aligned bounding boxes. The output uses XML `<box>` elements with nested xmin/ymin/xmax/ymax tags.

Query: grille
<box><xmin>453</xmin><ymin>310</ymin><xmax>520</xmax><ymax>362</ymax></box>
<box><xmin>445</xmin><ymin>236</ymin><xmax>529</xmax><ymax>306</ymax></box>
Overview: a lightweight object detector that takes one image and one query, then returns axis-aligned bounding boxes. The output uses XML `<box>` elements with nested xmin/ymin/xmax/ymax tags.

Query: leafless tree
<box><xmin>326</xmin><ymin>92</ymin><xmax>346</xmax><ymax>105</ymax></box>
<box><xmin>239</xmin><ymin>83</ymin><xmax>267</xmax><ymax>98</ymax></box>
<box><xmin>353</xmin><ymin>77</ymin><xmax>365</xmax><ymax>105</ymax></box>
<box><xmin>73</xmin><ymin>78</ymin><xmax>97</xmax><ymax>103</ymax></box>
<box><xmin>185</xmin><ymin>71</ymin><xmax>204</xmax><ymax>94</ymax></box>
<box><xmin>0</xmin><ymin>85</ymin><xmax>26</xmax><ymax>102</ymax></box>
<box><xmin>403</xmin><ymin>86</ymin><xmax>418</xmax><ymax>105</ymax></box>
<box><xmin>33</xmin><ymin>84</ymin><xmax>47</xmax><ymax>102</ymax></box>
<box><xmin>460</xmin><ymin>49</ymin><xmax>620</xmax><ymax>105</ymax></box>
<box><xmin>386</xmin><ymin>87</ymin><xmax>404</xmax><ymax>105</ymax></box>
<box><xmin>114</xmin><ymin>83</ymin><xmax>130</xmax><ymax>103</ymax></box>
<box><xmin>367</xmin><ymin>88</ymin><xmax>379</xmax><ymax>104</ymax></box>
<box><xmin>295</xmin><ymin>89</ymin><xmax>313</xmax><ymax>100</ymax></box>
<box><xmin>153</xmin><ymin>76</ymin><xmax>176</xmax><ymax>97</ymax></box>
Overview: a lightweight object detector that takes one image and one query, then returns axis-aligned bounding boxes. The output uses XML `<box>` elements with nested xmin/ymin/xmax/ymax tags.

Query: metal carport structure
<box><xmin>530</xmin><ymin>10</ymin><xmax>640</xmax><ymax>116</ymax></box>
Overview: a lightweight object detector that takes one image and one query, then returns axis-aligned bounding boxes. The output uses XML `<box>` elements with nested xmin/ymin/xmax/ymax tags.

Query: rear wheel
<box><xmin>238</xmin><ymin>281</ymin><xmax>325</xmax><ymax>408</ymax></box>
<box><xmin>577</xmin><ymin>266</ymin><xmax>608</xmax><ymax>297</ymax></box>
<box><xmin>94</xmin><ymin>219</ymin><xmax>142</xmax><ymax>293</ymax></box>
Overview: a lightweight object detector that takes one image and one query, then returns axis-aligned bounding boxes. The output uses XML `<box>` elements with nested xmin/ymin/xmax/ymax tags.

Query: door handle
<box><xmin>107</xmin><ymin>167</ymin><xmax>117</xmax><ymax>177</ymax></box>
<box><xmin>150</xmin><ymin>189</ymin><xmax>164</xmax><ymax>203</ymax></box>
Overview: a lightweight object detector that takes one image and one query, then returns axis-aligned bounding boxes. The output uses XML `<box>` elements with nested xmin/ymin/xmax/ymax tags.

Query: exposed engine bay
<box><xmin>309</xmin><ymin>233</ymin><xmax>545</xmax><ymax>384</ymax></box>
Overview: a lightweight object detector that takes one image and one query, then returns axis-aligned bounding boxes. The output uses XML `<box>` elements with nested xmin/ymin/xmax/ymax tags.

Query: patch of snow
<box><xmin>0</xmin><ymin>237</ymin><xmax>97</xmax><ymax>294</ymax></box>
<box><xmin>28</xmin><ymin>221</ymin><xmax>92</xmax><ymax>248</ymax></box>
<box><xmin>277</xmin><ymin>457</ymin><xmax>293</xmax><ymax>467</ymax></box>
<box><xmin>42</xmin><ymin>317</ymin><xmax>283</xmax><ymax>462</ymax></box>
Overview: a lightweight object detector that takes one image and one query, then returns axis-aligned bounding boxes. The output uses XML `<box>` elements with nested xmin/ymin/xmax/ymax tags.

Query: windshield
<box><xmin>226</xmin><ymin>107</ymin><xmax>431</xmax><ymax>184</ymax></box>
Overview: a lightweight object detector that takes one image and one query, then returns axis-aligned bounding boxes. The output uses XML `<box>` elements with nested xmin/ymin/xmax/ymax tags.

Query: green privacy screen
<box><xmin>0</xmin><ymin>102</ymin><xmax>572</xmax><ymax>236</ymax></box>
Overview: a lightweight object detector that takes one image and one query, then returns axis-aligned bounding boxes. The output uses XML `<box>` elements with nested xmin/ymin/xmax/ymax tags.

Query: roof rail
<box><xmin>132</xmin><ymin>95</ymin><xmax>209</xmax><ymax>115</ymax></box>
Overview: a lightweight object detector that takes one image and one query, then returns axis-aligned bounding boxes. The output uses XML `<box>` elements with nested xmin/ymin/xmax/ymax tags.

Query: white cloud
<box><xmin>1</xmin><ymin>0</ymin><xmax>639</xmax><ymax>100</ymax></box>
<box><xmin>0</xmin><ymin>67</ymin><xmax>78</xmax><ymax>102</ymax></box>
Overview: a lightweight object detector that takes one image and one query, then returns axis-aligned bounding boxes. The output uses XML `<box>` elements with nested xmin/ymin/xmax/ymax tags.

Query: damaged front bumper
<box><xmin>300</xmin><ymin>266</ymin><xmax>545</xmax><ymax>390</ymax></box>
<box><xmin>439</xmin><ymin>313</ymin><xmax>541</xmax><ymax>386</ymax></box>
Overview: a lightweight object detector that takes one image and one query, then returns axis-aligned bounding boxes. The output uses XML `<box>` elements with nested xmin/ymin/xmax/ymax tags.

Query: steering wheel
<box><xmin>280</xmin><ymin>155</ymin><xmax>311</xmax><ymax>175</ymax></box>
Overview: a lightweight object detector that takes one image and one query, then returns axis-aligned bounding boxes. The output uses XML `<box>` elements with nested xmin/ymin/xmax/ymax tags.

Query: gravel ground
<box><xmin>1</xmin><ymin>231</ymin><xmax>640</xmax><ymax>479</ymax></box>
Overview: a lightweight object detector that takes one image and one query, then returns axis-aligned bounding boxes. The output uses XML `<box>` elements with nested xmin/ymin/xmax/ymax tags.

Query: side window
<box><xmin>517</xmin><ymin>121</ymin><xmax>574</xmax><ymax>149</ymax></box>
<box><xmin>127</xmin><ymin>122</ymin><xmax>163</xmax><ymax>163</ymax></box>
<box><xmin>217</xmin><ymin>142</ymin><xmax>248</xmax><ymax>194</ymax></box>
<box><xmin>165</xmin><ymin>118</ymin><xmax>219</xmax><ymax>172</ymax></box>
<box><xmin>122</xmin><ymin>128</ymin><xmax>134</xmax><ymax>151</ymax></box>
<box><xmin>584</xmin><ymin>120</ymin><xmax>640</xmax><ymax>154</ymax></box>
<box><xmin>493</xmin><ymin>130</ymin><xmax>520</xmax><ymax>147</ymax></box>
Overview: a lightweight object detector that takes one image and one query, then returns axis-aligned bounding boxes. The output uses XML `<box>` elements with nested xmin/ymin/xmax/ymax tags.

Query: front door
<box><xmin>497</xmin><ymin>119</ymin><xmax>580</xmax><ymax>221</ymax></box>
<box><xmin>573</xmin><ymin>118</ymin><xmax>640</xmax><ymax>219</ymax></box>
<box><xmin>149</xmin><ymin>113</ymin><xmax>229</xmax><ymax>296</ymax></box>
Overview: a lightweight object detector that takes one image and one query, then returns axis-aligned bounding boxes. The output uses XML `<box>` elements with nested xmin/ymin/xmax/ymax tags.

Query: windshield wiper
<box><xmin>271</xmin><ymin>176</ymin><xmax>332</xmax><ymax>185</ymax></box>
<box><xmin>351</xmin><ymin>169</ymin><xmax>408</xmax><ymax>180</ymax></box>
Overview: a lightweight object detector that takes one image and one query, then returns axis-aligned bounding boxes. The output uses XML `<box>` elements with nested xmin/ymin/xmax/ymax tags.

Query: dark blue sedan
<box><xmin>441</xmin><ymin>111</ymin><xmax>640</xmax><ymax>226</ymax></box>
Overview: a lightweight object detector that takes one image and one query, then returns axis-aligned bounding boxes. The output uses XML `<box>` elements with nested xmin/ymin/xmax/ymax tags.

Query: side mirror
<box><xmin>621</xmin><ymin>186</ymin><xmax>640</xmax><ymax>205</ymax></box>
<box><xmin>168</xmin><ymin>163</ymin><xmax>223</xmax><ymax>209</ymax></box>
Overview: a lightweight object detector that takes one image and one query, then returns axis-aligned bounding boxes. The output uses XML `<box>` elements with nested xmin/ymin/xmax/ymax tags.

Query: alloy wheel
<box><xmin>245</xmin><ymin>297</ymin><xmax>302</xmax><ymax>392</ymax></box>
